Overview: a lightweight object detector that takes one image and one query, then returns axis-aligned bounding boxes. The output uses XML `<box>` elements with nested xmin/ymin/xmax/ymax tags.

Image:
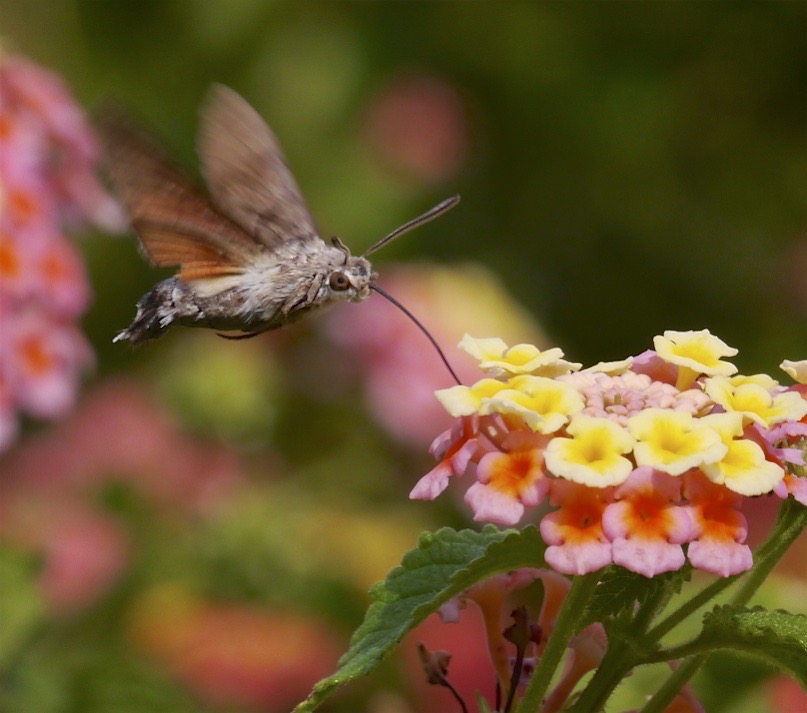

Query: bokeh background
<box><xmin>0</xmin><ymin>2</ymin><xmax>805</xmax><ymax>712</ymax></box>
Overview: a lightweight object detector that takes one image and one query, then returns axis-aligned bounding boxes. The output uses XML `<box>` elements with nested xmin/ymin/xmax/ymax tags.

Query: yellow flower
<box><xmin>654</xmin><ymin>329</ymin><xmax>738</xmax><ymax>390</ymax></box>
<box><xmin>544</xmin><ymin>415</ymin><xmax>635</xmax><ymax>486</ymax></box>
<box><xmin>457</xmin><ymin>334</ymin><xmax>580</xmax><ymax>378</ymax></box>
<box><xmin>628</xmin><ymin>408</ymin><xmax>727</xmax><ymax>476</ymax></box>
<box><xmin>699</xmin><ymin>413</ymin><xmax>784</xmax><ymax>495</ymax></box>
<box><xmin>580</xmin><ymin>358</ymin><xmax>633</xmax><ymax>375</ymax></box>
<box><xmin>726</xmin><ymin>373</ymin><xmax>779</xmax><ymax>391</ymax></box>
<box><xmin>781</xmin><ymin>359</ymin><xmax>807</xmax><ymax>385</ymax></box>
<box><xmin>435</xmin><ymin>378</ymin><xmax>507</xmax><ymax>416</ymax></box>
<box><xmin>704</xmin><ymin>376</ymin><xmax>807</xmax><ymax>428</ymax></box>
<box><xmin>482</xmin><ymin>375</ymin><xmax>585</xmax><ymax>433</ymax></box>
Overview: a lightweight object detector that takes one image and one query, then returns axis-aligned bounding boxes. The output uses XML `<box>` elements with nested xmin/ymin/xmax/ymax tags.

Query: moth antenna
<box><xmin>370</xmin><ymin>284</ymin><xmax>462</xmax><ymax>385</ymax></box>
<box><xmin>362</xmin><ymin>195</ymin><xmax>460</xmax><ymax>257</ymax></box>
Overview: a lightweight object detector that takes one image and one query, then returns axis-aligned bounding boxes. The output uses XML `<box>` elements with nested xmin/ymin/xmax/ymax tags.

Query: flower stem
<box><xmin>515</xmin><ymin>571</ymin><xmax>600</xmax><ymax>712</ymax></box>
<box><xmin>566</xmin><ymin>639</ymin><xmax>634</xmax><ymax>713</ymax></box>
<box><xmin>639</xmin><ymin>656</ymin><xmax>704</xmax><ymax>713</ymax></box>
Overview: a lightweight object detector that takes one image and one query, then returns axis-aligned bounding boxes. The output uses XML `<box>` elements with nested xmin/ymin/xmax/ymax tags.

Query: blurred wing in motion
<box><xmin>198</xmin><ymin>84</ymin><xmax>320</xmax><ymax>249</ymax></box>
<box><xmin>97</xmin><ymin>105</ymin><xmax>260</xmax><ymax>281</ymax></box>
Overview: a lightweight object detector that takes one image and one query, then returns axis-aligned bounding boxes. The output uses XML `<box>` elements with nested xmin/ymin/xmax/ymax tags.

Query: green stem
<box><xmin>640</xmin><ymin>497</ymin><xmax>807</xmax><ymax>713</ymax></box>
<box><xmin>643</xmin><ymin>574</ymin><xmax>737</xmax><ymax>644</ymax></box>
<box><xmin>566</xmin><ymin>640</ymin><xmax>634</xmax><ymax>713</ymax></box>
<box><xmin>515</xmin><ymin>571</ymin><xmax>600</xmax><ymax>713</ymax></box>
<box><xmin>639</xmin><ymin>655</ymin><xmax>705</xmax><ymax>713</ymax></box>
<box><xmin>631</xmin><ymin>581</ymin><xmax>670</xmax><ymax>634</ymax></box>
<box><xmin>567</xmin><ymin>584</ymin><xmax>672</xmax><ymax>713</ymax></box>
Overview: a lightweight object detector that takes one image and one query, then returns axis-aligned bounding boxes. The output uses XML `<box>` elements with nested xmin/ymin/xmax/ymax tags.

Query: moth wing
<box><xmin>97</xmin><ymin>105</ymin><xmax>260</xmax><ymax>281</ymax></box>
<box><xmin>198</xmin><ymin>84</ymin><xmax>320</xmax><ymax>249</ymax></box>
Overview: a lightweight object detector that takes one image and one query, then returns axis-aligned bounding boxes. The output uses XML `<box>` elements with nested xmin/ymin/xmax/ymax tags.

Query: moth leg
<box><xmin>216</xmin><ymin>322</ymin><xmax>284</xmax><ymax>340</ymax></box>
<box><xmin>280</xmin><ymin>274</ymin><xmax>324</xmax><ymax>316</ymax></box>
<box><xmin>217</xmin><ymin>331</ymin><xmax>261</xmax><ymax>340</ymax></box>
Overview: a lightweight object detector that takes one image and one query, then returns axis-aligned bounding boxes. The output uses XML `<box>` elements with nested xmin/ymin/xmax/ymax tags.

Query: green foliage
<box><xmin>696</xmin><ymin>605</ymin><xmax>807</xmax><ymax>685</ymax></box>
<box><xmin>294</xmin><ymin>526</ymin><xmax>545</xmax><ymax>712</ymax></box>
<box><xmin>0</xmin><ymin>547</ymin><xmax>45</xmax><ymax>670</ymax></box>
<box><xmin>579</xmin><ymin>566</ymin><xmax>690</xmax><ymax>633</ymax></box>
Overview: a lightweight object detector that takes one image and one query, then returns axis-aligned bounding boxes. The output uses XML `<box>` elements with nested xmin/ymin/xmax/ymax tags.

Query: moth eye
<box><xmin>329</xmin><ymin>272</ymin><xmax>351</xmax><ymax>291</ymax></box>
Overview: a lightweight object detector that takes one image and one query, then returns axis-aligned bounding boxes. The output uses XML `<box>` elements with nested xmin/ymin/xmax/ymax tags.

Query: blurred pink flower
<box><xmin>0</xmin><ymin>53</ymin><xmax>125</xmax><ymax>452</ymax></box>
<box><xmin>8</xmin><ymin>502</ymin><xmax>131</xmax><ymax>615</ymax></box>
<box><xmin>0</xmin><ymin>380</ymin><xmax>245</xmax><ymax>612</ymax></box>
<box><xmin>0</xmin><ymin>380</ymin><xmax>243</xmax><ymax>510</ymax></box>
<box><xmin>768</xmin><ymin>674</ymin><xmax>807</xmax><ymax>713</ymax></box>
<box><xmin>130</xmin><ymin>587</ymin><xmax>343</xmax><ymax>711</ymax></box>
<box><xmin>2</xmin><ymin>308</ymin><xmax>93</xmax><ymax>418</ymax></box>
<box><xmin>363</xmin><ymin>74</ymin><xmax>470</xmax><ymax>184</ymax></box>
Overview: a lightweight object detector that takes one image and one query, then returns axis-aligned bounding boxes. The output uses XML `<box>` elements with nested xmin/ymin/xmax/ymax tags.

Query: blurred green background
<box><xmin>0</xmin><ymin>2</ymin><xmax>805</xmax><ymax>712</ymax></box>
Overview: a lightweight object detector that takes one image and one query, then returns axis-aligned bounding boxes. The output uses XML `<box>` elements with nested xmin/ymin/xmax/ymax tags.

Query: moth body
<box><xmin>114</xmin><ymin>237</ymin><xmax>375</xmax><ymax>345</ymax></box>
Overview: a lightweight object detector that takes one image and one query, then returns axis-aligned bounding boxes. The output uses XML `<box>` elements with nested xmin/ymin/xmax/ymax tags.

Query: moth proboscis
<box><xmin>99</xmin><ymin>84</ymin><xmax>461</xmax><ymax>383</ymax></box>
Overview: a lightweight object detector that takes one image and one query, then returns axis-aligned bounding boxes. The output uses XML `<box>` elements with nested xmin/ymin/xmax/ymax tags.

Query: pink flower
<box><xmin>602</xmin><ymin>467</ymin><xmax>693</xmax><ymax>578</ymax></box>
<box><xmin>2</xmin><ymin>309</ymin><xmax>93</xmax><ymax>418</ymax></box>
<box><xmin>410</xmin><ymin>416</ymin><xmax>480</xmax><ymax>500</ymax></box>
<box><xmin>129</xmin><ymin>588</ymin><xmax>342</xmax><ymax>711</ymax></box>
<box><xmin>541</xmin><ymin>480</ymin><xmax>614</xmax><ymax>575</ymax></box>
<box><xmin>37</xmin><ymin>507</ymin><xmax>131</xmax><ymax>614</ymax></box>
<box><xmin>465</xmin><ymin>441</ymin><xmax>550</xmax><ymax>525</ymax></box>
<box><xmin>0</xmin><ymin>53</ymin><xmax>124</xmax><ymax>451</ymax></box>
<box><xmin>683</xmin><ymin>470</ymin><xmax>753</xmax><ymax>576</ymax></box>
<box><xmin>631</xmin><ymin>349</ymin><xmax>680</xmax><ymax>386</ymax></box>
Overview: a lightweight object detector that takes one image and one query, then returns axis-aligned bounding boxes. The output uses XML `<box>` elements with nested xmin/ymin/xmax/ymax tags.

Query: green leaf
<box><xmin>293</xmin><ymin>526</ymin><xmax>546</xmax><ymax>712</ymax></box>
<box><xmin>579</xmin><ymin>566</ymin><xmax>690</xmax><ymax>632</ymax></box>
<box><xmin>695</xmin><ymin>604</ymin><xmax>807</xmax><ymax>685</ymax></box>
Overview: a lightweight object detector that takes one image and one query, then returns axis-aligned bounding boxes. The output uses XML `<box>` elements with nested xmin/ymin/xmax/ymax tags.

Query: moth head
<box><xmin>328</xmin><ymin>239</ymin><xmax>376</xmax><ymax>303</ymax></box>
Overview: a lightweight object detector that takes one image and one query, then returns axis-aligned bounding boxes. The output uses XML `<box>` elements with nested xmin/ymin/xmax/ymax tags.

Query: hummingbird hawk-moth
<box><xmin>100</xmin><ymin>84</ymin><xmax>460</xmax><ymax>379</ymax></box>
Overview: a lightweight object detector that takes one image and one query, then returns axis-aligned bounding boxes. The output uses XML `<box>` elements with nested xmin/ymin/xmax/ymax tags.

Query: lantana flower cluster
<box><xmin>412</xmin><ymin>330</ymin><xmax>807</xmax><ymax>578</ymax></box>
<box><xmin>0</xmin><ymin>52</ymin><xmax>124</xmax><ymax>451</ymax></box>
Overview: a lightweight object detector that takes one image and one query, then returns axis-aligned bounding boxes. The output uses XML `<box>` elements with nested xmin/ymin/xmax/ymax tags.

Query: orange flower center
<box><xmin>697</xmin><ymin>498</ymin><xmax>740</xmax><ymax>540</ymax></box>
<box><xmin>9</xmin><ymin>189</ymin><xmax>38</xmax><ymax>222</ymax></box>
<box><xmin>20</xmin><ymin>335</ymin><xmax>55</xmax><ymax>376</ymax></box>
<box><xmin>489</xmin><ymin>451</ymin><xmax>538</xmax><ymax>497</ymax></box>
<box><xmin>0</xmin><ymin>238</ymin><xmax>20</xmax><ymax>277</ymax></box>
<box><xmin>623</xmin><ymin>493</ymin><xmax>673</xmax><ymax>538</ymax></box>
<box><xmin>558</xmin><ymin>496</ymin><xmax>606</xmax><ymax>544</ymax></box>
<box><xmin>41</xmin><ymin>251</ymin><xmax>68</xmax><ymax>283</ymax></box>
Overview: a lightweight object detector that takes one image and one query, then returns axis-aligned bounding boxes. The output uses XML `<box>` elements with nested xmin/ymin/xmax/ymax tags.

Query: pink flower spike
<box><xmin>5</xmin><ymin>311</ymin><xmax>93</xmax><ymax>418</ymax></box>
<box><xmin>602</xmin><ymin>467</ymin><xmax>692</xmax><ymax>578</ymax></box>
<box><xmin>32</xmin><ymin>233</ymin><xmax>92</xmax><ymax>318</ymax></box>
<box><xmin>465</xmin><ymin>446</ymin><xmax>550</xmax><ymax>525</ymax></box>
<box><xmin>540</xmin><ymin>480</ymin><xmax>614</xmax><ymax>575</ymax></box>
<box><xmin>682</xmin><ymin>471</ymin><xmax>753</xmax><ymax>576</ymax></box>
